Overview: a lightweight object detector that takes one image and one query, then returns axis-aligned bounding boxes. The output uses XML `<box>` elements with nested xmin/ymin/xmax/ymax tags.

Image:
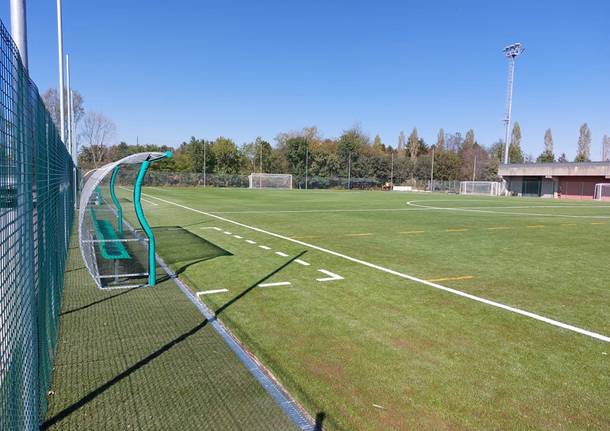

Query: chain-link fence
<box><xmin>0</xmin><ymin>20</ymin><xmax>76</xmax><ymax>430</ymax></box>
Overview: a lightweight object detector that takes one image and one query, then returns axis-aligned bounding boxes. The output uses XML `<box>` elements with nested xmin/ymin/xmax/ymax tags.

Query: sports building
<box><xmin>498</xmin><ymin>162</ymin><xmax>610</xmax><ymax>199</ymax></box>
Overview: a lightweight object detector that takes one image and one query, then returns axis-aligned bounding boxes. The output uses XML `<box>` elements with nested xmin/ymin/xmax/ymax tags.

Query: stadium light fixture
<box><xmin>502</xmin><ymin>42</ymin><xmax>524</xmax><ymax>164</ymax></box>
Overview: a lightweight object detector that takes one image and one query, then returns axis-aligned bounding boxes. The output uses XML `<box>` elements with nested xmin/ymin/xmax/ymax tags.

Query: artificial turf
<box><xmin>44</xmin><ymin>232</ymin><xmax>300</xmax><ymax>430</ymax></box>
<box><xmin>115</xmin><ymin>187</ymin><xmax>610</xmax><ymax>430</ymax></box>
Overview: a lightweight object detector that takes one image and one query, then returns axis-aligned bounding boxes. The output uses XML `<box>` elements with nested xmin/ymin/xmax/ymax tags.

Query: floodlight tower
<box><xmin>502</xmin><ymin>42</ymin><xmax>524</xmax><ymax>164</ymax></box>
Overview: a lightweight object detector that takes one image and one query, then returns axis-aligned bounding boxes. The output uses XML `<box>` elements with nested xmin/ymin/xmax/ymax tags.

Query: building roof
<box><xmin>499</xmin><ymin>162</ymin><xmax>610</xmax><ymax>178</ymax></box>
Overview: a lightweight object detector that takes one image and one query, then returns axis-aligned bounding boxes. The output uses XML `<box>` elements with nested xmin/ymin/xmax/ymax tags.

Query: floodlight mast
<box><xmin>502</xmin><ymin>42</ymin><xmax>524</xmax><ymax>164</ymax></box>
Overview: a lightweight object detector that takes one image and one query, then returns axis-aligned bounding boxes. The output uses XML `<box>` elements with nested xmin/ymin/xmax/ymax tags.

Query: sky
<box><xmin>1</xmin><ymin>0</ymin><xmax>609</xmax><ymax>159</ymax></box>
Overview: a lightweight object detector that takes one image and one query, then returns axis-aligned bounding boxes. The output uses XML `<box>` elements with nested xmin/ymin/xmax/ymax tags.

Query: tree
<box><xmin>544</xmin><ymin>128</ymin><xmax>553</xmax><ymax>155</ymax></box>
<box><xmin>337</xmin><ymin>127</ymin><xmax>368</xmax><ymax>162</ymax></box>
<box><xmin>536</xmin><ymin>151</ymin><xmax>555</xmax><ymax>163</ymax></box>
<box><xmin>464</xmin><ymin>129</ymin><xmax>475</xmax><ymax>149</ymax></box>
<box><xmin>79</xmin><ymin>112</ymin><xmax>115</xmax><ymax>168</ymax></box>
<box><xmin>284</xmin><ymin>136</ymin><xmax>309</xmax><ymax>179</ymax></box>
<box><xmin>603</xmin><ymin>134</ymin><xmax>610</xmax><ymax>161</ymax></box>
<box><xmin>397</xmin><ymin>131</ymin><xmax>406</xmax><ymax>153</ymax></box>
<box><xmin>436</xmin><ymin>128</ymin><xmax>445</xmax><ymax>152</ymax></box>
<box><xmin>537</xmin><ymin>128</ymin><xmax>555</xmax><ymax>162</ymax></box>
<box><xmin>445</xmin><ymin>132</ymin><xmax>463</xmax><ymax>152</ymax></box>
<box><xmin>242</xmin><ymin>137</ymin><xmax>272</xmax><ymax>173</ymax></box>
<box><xmin>489</xmin><ymin>140</ymin><xmax>504</xmax><ymax>160</ymax></box>
<box><xmin>42</xmin><ymin>88</ymin><xmax>85</xmax><ymax>134</ymax></box>
<box><xmin>575</xmin><ymin>123</ymin><xmax>591</xmax><ymax>162</ymax></box>
<box><xmin>211</xmin><ymin>137</ymin><xmax>240</xmax><ymax>174</ymax></box>
<box><xmin>509</xmin><ymin>122</ymin><xmax>524</xmax><ymax>163</ymax></box>
<box><xmin>408</xmin><ymin>128</ymin><xmax>419</xmax><ymax>161</ymax></box>
<box><xmin>372</xmin><ymin>134</ymin><xmax>384</xmax><ymax>153</ymax></box>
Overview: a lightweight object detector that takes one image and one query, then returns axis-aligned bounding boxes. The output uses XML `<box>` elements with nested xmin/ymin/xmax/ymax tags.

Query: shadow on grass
<box><xmin>46</xmin><ymin>239</ymin><xmax>308</xmax><ymax>429</ymax></box>
<box><xmin>214</xmin><ymin>250</ymin><xmax>307</xmax><ymax>317</ymax></box>
<box><xmin>63</xmin><ymin>265</ymin><xmax>86</xmax><ymax>274</ymax></box>
<box><xmin>41</xmin><ymin>319</ymin><xmax>209</xmax><ymax>430</ymax></box>
<box><xmin>60</xmin><ymin>287</ymin><xmax>138</xmax><ymax>316</ymax></box>
<box><xmin>315</xmin><ymin>412</ymin><xmax>326</xmax><ymax>431</ymax></box>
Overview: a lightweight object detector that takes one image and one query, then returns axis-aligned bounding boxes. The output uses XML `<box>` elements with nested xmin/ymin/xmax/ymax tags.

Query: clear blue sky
<box><xmin>2</xmin><ymin>1</ymin><xmax>609</xmax><ymax>159</ymax></box>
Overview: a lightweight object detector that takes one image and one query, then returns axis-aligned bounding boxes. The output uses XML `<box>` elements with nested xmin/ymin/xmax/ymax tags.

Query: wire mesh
<box><xmin>0</xmin><ymin>19</ymin><xmax>75</xmax><ymax>430</ymax></box>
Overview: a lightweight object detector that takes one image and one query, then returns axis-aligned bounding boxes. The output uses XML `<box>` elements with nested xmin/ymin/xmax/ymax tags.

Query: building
<box><xmin>498</xmin><ymin>162</ymin><xmax>610</xmax><ymax>199</ymax></box>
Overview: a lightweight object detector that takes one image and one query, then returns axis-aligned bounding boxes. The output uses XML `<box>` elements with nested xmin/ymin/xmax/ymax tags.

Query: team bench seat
<box><xmin>90</xmin><ymin>208</ymin><xmax>131</xmax><ymax>260</ymax></box>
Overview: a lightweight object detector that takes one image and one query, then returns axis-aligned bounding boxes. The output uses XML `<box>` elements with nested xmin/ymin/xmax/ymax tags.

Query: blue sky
<box><xmin>2</xmin><ymin>1</ymin><xmax>609</xmax><ymax>158</ymax></box>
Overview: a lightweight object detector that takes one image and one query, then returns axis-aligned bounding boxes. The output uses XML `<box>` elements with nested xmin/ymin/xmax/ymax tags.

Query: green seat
<box><xmin>90</xmin><ymin>208</ymin><xmax>131</xmax><ymax>260</ymax></box>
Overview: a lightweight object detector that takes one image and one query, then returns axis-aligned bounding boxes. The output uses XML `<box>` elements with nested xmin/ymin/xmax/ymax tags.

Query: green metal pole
<box><xmin>133</xmin><ymin>160</ymin><xmax>156</xmax><ymax>286</ymax></box>
<box><xmin>109</xmin><ymin>166</ymin><xmax>123</xmax><ymax>235</ymax></box>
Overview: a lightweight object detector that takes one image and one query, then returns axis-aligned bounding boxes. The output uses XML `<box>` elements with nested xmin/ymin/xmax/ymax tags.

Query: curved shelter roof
<box><xmin>79</xmin><ymin>152</ymin><xmax>170</xmax><ymax>288</ymax></box>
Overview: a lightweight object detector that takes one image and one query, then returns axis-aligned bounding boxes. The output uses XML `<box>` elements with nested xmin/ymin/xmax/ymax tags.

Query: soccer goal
<box><xmin>249</xmin><ymin>173</ymin><xmax>293</xmax><ymax>189</ymax></box>
<box><xmin>593</xmin><ymin>183</ymin><xmax>610</xmax><ymax>200</ymax></box>
<box><xmin>459</xmin><ymin>181</ymin><xmax>505</xmax><ymax>196</ymax></box>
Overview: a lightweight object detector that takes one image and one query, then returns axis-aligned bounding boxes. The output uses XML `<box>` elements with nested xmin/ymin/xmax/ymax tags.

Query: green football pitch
<box><xmin>118</xmin><ymin>186</ymin><xmax>609</xmax><ymax>430</ymax></box>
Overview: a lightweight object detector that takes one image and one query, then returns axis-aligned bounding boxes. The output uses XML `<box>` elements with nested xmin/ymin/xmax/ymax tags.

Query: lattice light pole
<box><xmin>502</xmin><ymin>42</ymin><xmax>524</xmax><ymax>164</ymax></box>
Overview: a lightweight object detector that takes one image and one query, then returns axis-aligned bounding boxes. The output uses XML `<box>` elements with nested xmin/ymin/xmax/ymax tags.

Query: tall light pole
<box><xmin>305</xmin><ymin>144</ymin><xmax>309</xmax><ymax>190</ymax></box>
<box><xmin>10</xmin><ymin>0</ymin><xmax>28</xmax><ymax>70</ymax></box>
<box><xmin>390</xmin><ymin>150</ymin><xmax>394</xmax><ymax>186</ymax></box>
<box><xmin>502</xmin><ymin>42</ymin><xmax>524</xmax><ymax>164</ymax></box>
<box><xmin>347</xmin><ymin>152</ymin><xmax>351</xmax><ymax>190</ymax></box>
<box><xmin>66</xmin><ymin>54</ymin><xmax>73</xmax><ymax>157</ymax></box>
<box><xmin>430</xmin><ymin>145</ymin><xmax>435</xmax><ymax>190</ymax></box>
<box><xmin>57</xmin><ymin>0</ymin><xmax>65</xmax><ymax>142</ymax></box>
<box><xmin>203</xmin><ymin>142</ymin><xmax>207</xmax><ymax>187</ymax></box>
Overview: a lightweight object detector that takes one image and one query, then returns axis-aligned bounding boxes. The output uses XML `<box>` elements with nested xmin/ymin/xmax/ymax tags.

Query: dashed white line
<box><xmin>259</xmin><ymin>281</ymin><xmax>291</xmax><ymax>287</ymax></box>
<box><xmin>295</xmin><ymin>259</ymin><xmax>310</xmax><ymax>266</ymax></box>
<box><xmin>223</xmin><ymin>231</ymin><xmax>232</xmax><ymax>235</ymax></box>
<box><xmin>316</xmin><ymin>269</ymin><xmax>344</xmax><ymax>282</ymax></box>
<box><xmin>245</xmin><ymin>240</ymin><xmax>256</xmax><ymax>244</ymax></box>
<box><xmin>233</xmin><ymin>235</ymin><xmax>243</xmax><ymax>239</ymax></box>
<box><xmin>200</xmin><ymin>226</ymin><xmax>220</xmax><ymax>230</ymax></box>
<box><xmin>259</xmin><ymin>245</ymin><xmax>271</xmax><ymax>250</ymax></box>
<box><xmin>275</xmin><ymin>251</ymin><xmax>289</xmax><ymax>257</ymax></box>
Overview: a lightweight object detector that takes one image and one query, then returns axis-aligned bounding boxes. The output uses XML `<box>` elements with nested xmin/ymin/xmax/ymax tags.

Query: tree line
<box><xmin>42</xmin><ymin>87</ymin><xmax>608</xmax><ymax>183</ymax></box>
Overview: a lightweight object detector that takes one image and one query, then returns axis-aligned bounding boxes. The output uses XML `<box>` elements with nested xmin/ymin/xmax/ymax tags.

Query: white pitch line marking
<box><xmin>200</xmin><ymin>226</ymin><xmax>220</xmax><ymax>230</ymax></box>
<box><xmin>196</xmin><ymin>289</ymin><xmax>229</xmax><ymax>296</ymax></box>
<box><xmin>213</xmin><ymin>227</ymin><xmax>222</xmax><ymax>231</ymax></box>
<box><xmin>295</xmin><ymin>259</ymin><xmax>310</xmax><ymax>266</ymax></box>
<box><xmin>406</xmin><ymin>200</ymin><xmax>610</xmax><ymax>220</ymax></box>
<box><xmin>142</xmin><ymin>192</ymin><xmax>610</xmax><ymax>343</ymax></box>
<box><xmin>259</xmin><ymin>245</ymin><xmax>271</xmax><ymax>250</ymax></box>
<box><xmin>275</xmin><ymin>251</ymin><xmax>289</xmax><ymax>257</ymax></box>
<box><xmin>223</xmin><ymin>231</ymin><xmax>232</xmax><ymax>235</ymax></box>
<box><xmin>233</xmin><ymin>235</ymin><xmax>243</xmax><ymax>239</ymax></box>
<box><xmin>245</xmin><ymin>240</ymin><xmax>256</xmax><ymax>244</ymax></box>
<box><xmin>142</xmin><ymin>198</ymin><xmax>159</xmax><ymax>206</ymax></box>
<box><xmin>316</xmin><ymin>269</ymin><xmax>344</xmax><ymax>282</ymax></box>
<box><xmin>259</xmin><ymin>281</ymin><xmax>291</xmax><ymax>287</ymax></box>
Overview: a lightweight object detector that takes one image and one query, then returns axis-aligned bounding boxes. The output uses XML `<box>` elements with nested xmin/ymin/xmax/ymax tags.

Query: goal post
<box><xmin>248</xmin><ymin>173</ymin><xmax>293</xmax><ymax>189</ymax></box>
<box><xmin>593</xmin><ymin>183</ymin><xmax>610</xmax><ymax>200</ymax></box>
<box><xmin>459</xmin><ymin>181</ymin><xmax>505</xmax><ymax>196</ymax></box>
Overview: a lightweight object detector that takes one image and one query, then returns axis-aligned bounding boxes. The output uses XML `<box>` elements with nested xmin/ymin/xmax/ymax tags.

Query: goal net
<box><xmin>249</xmin><ymin>173</ymin><xmax>293</xmax><ymax>189</ymax></box>
<box><xmin>593</xmin><ymin>183</ymin><xmax>610</xmax><ymax>200</ymax></box>
<box><xmin>459</xmin><ymin>181</ymin><xmax>504</xmax><ymax>196</ymax></box>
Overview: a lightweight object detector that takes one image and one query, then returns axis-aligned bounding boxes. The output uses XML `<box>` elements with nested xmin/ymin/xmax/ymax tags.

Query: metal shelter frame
<box><xmin>78</xmin><ymin>151</ymin><xmax>172</xmax><ymax>289</ymax></box>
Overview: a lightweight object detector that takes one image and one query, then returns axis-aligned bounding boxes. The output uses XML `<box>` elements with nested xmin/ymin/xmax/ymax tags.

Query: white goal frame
<box><xmin>248</xmin><ymin>173</ymin><xmax>293</xmax><ymax>189</ymax></box>
<box><xmin>593</xmin><ymin>183</ymin><xmax>610</xmax><ymax>200</ymax></box>
<box><xmin>459</xmin><ymin>181</ymin><xmax>505</xmax><ymax>196</ymax></box>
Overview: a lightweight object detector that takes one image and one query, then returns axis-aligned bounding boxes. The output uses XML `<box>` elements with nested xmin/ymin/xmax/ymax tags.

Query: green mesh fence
<box><xmin>0</xmin><ymin>19</ymin><xmax>76</xmax><ymax>430</ymax></box>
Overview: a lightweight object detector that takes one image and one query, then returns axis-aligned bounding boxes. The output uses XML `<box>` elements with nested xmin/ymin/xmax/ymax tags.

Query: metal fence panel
<box><xmin>0</xmin><ymin>19</ymin><xmax>75</xmax><ymax>430</ymax></box>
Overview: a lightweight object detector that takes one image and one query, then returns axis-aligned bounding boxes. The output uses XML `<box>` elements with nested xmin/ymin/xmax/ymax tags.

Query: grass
<box><xmin>45</xmin><ymin>232</ymin><xmax>299</xmax><ymax>430</ymax></box>
<box><xmin>115</xmin><ymin>187</ymin><xmax>610</xmax><ymax>430</ymax></box>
